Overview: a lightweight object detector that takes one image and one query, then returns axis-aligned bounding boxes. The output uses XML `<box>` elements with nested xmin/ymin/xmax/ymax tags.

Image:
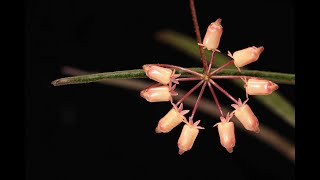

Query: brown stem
<box><xmin>189</xmin><ymin>0</ymin><xmax>207</xmax><ymax>71</ymax></box>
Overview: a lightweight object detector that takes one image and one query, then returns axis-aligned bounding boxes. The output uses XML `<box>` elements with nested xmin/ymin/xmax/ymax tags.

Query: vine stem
<box><xmin>189</xmin><ymin>0</ymin><xmax>207</xmax><ymax>72</ymax></box>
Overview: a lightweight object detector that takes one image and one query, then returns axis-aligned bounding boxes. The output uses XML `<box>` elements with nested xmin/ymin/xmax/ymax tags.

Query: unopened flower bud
<box><xmin>140</xmin><ymin>85</ymin><xmax>171</xmax><ymax>102</ymax></box>
<box><xmin>143</xmin><ymin>64</ymin><xmax>173</xmax><ymax>85</ymax></box>
<box><xmin>155</xmin><ymin>103</ymin><xmax>189</xmax><ymax>133</ymax></box>
<box><xmin>217</xmin><ymin>122</ymin><xmax>236</xmax><ymax>153</ymax></box>
<box><xmin>229</xmin><ymin>46</ymin><xmax>264</xmax><ymax>68</ymax></box>
<box><xmin>245</xmin><ymin>78</ymin><xmax>278</xmax><ymax>95</ymax></box>
<box><xmin>200</xmin><ymin>18</ymin><xmax>223</xmax><ymax>51</ymax></box>
<box><xmin>178</xmin><ymin>119</ymin><xmax>204</xmax><ymax>155</ymax></box>
<box><xmin>232</xmin><ymin>99</ymin><xmax>260</xmax><ymax>133</ymax></box>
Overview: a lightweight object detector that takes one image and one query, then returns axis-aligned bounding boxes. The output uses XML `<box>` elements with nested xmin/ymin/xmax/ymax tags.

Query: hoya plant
<box><xmin>52</xmin><ymin>0</ymin><xmax>294</xmax><ymax>157</ymax></box>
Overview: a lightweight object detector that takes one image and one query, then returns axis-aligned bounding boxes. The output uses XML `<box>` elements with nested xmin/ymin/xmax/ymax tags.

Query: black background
<box><xmin>26</xmin><ymin>0</ymin><xmax>295</xmax><ymax>179</ymax></box>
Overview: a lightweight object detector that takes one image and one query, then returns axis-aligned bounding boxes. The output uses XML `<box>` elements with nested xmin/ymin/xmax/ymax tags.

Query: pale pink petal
<box><xmin>180</xmin><ymin>110</ymin><xmax>190</xmax><ymax>116</ymax></box>
<box><xmin>171</xmin><ymin>91</ymin><xmax>178</xmax><ymax>96</ymax></box>
<box><xmin>193</xmin><ymin>120</ymin><xmax>201</xmax><ymax>126</ymax></box>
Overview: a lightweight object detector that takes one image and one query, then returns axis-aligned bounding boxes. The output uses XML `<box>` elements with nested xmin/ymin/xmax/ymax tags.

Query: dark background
<box><xmin>26</xmin><ymin>0</ymin><xmax>295</xmax><ymax>179</ymax></box>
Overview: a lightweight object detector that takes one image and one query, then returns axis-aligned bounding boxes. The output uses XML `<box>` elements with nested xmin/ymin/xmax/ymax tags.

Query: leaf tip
<box><xmin>51</xmin><ymin>78</ymin><xmax>67</xmax><ymax>86</ymax></box>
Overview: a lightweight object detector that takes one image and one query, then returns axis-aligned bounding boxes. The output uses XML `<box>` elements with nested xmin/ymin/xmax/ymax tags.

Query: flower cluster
<box><xmin>140</xmin><ymin>18</ymin><xmax>278</xmax><ymax>154</ymax></box>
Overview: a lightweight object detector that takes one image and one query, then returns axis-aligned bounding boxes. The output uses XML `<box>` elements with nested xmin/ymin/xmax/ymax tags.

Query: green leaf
<box><xmin>51</xmin><ymin>69</ymin><xmax>146</xmax><ymax>86</ymax></box>
<box><xmin>51</xmin><ymin>68</ymin><xmax>294</xmax><ymax>86</ymax></box>
<box><xmin>155</xmin><ymin>29</ymin><xmax>295</xmax><ymax>127</ymax></box>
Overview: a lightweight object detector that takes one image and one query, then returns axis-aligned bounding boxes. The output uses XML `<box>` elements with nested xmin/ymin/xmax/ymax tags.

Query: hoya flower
<box><xmin>214</xmin><ymin>113</ymin><xmax>236</xmax><ymax>153</ymax></box>
<box><xmin>138</xmin><ymin>16</ymin><xmax>274</xmax><ymax>154</ymax></box>
<box><xmin>140</xmin><ymin>84</ymin><xmax>178</xmax><ymax>102</ymax></box>
<box><xmin>155</xmin><ymin>103</ymin><xmax>189</xmax><ymax>133</ymax></box>
<box><xmin>232</xmin><ymin>98</ymin><xmax>260</xmax><ymax>133</ymax></box>
<box><xmin>244</xmin><ymin>78</ymin><xmax>278</xmax><ymax>95</ymax></box>
<box><xmin>178</xmin><ymin>118</ymin><xmax>204</xmax><ymax>155</ymax></box>
<box><xmin>143</xmin><ymin>64</ymin><xmax>180</xmax><ymax>85</ymax></box>
<box><xmin>51</xmin><ymin>2</ymin><xmax>283</xmax><ymax>156</ymax></box>
<box><xmin>198</xmin><ymin>18</ymin><xmax>223</xmax><ymax>51</ymax></box>
<box><xmin>228</xmin><ymin>46</ymin><xmax>264</xmax><ymax>68</ymax></box>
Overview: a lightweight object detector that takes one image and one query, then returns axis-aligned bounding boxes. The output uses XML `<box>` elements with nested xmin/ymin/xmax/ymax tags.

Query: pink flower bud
<box><xmin>217</xmin><ymin>122</ymin><xmax>236</xmax><ymax>153</ymax></box>
<box><xmin>155</xmin><ymin>103</ymin><xmax>189</xmax><ymax>133</ymax></box>
<box><xmin>143</xmin><ymin>64</ymin><xmax>173</xmax><ymax>85</ymax></box>
<box><xmin>201</xmin><ymin>18</ymin><xmax>223</xmax><ymax>51</ymax></box>
<box><xmin>232</xmin><ymin>99</ymin><xmax>260</xmax><ymax>133</ymax></box>
<box><xmin>140</xmin><ymin>85</ymin><xmax>171</xmax><ymax>102</ymax></box>
<box><xmin>178</xmin><ymin>119</ymin><xmax>204</xmax><ymax>155</ymax></box>
<box><xmin>229</xmin><ymin>46</ymin><xmax>264</xmax><ymax>68</ymax></box>
<box><xmin>245</xmin><ymin>78</ymin><xmax>279</xmax><ymax>95</ymax></box>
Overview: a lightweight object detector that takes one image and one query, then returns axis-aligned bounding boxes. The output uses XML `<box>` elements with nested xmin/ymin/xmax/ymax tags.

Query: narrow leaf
<box><xmin>52</xmin><ymin>67</ymin><xmax>294</xmax><ymax>87</ymax></box>
<box><xmin>52</xmin><ymin>69</ymin><xmax>146</xmax><ymax>86</ymax></box>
